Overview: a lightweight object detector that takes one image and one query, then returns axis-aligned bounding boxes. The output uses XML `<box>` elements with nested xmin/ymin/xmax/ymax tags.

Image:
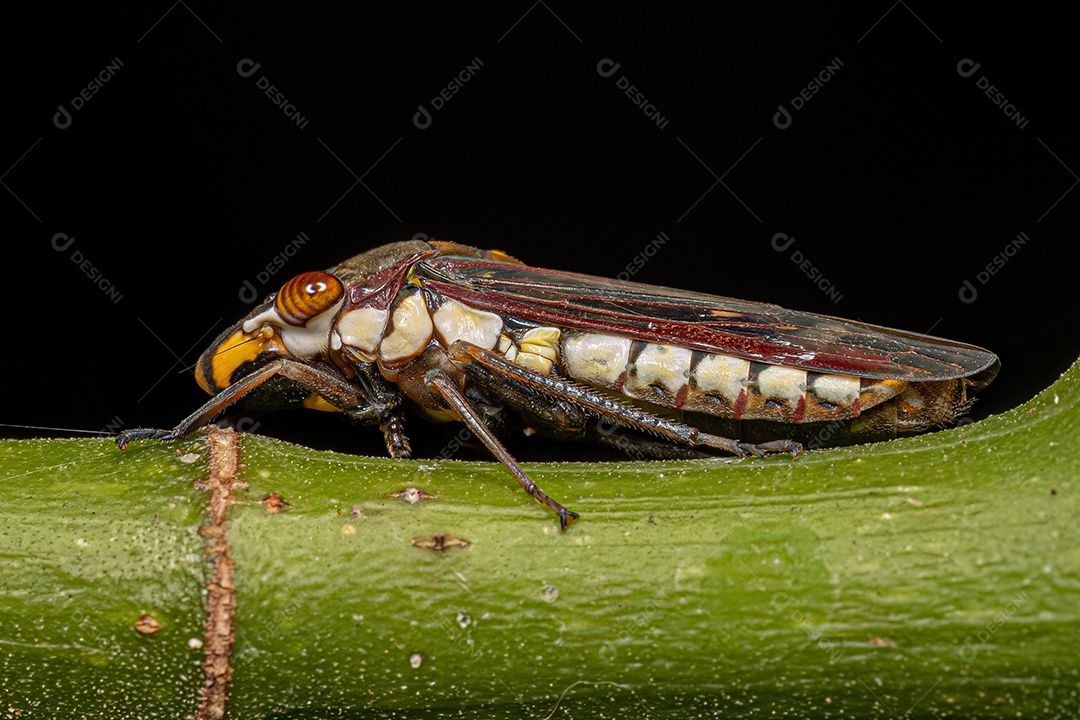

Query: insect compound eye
<box><xmin>274</xmin><ymin>271</ymin><xmax>345</xmax><ymax>326</ymax></box>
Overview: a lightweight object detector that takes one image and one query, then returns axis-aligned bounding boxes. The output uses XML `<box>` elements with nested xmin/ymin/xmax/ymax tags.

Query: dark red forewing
<box><xmin>417</xmin><ymin>255</ymin><xmax>999</xmax><ymax>383</ymax></box>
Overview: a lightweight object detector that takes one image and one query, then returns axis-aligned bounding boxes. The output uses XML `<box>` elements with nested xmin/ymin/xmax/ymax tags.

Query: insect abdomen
<box><xmin>560</xmin><ymin>332</ymin><xmax>913</xmax><ymax>424</ymax></box>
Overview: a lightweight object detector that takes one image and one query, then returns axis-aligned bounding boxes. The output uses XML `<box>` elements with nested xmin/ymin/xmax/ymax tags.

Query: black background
<box><xmin>2</xmin><ymin>4</ymin><xmax>1077</xmax><ymax>457</ymax></box>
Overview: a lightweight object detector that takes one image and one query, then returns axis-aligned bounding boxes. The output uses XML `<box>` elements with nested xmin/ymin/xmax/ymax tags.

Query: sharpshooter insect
<box><xmin>117</xmin><ymin>240</ymin><xmax>999</xmax><ymax>527</ymax></box>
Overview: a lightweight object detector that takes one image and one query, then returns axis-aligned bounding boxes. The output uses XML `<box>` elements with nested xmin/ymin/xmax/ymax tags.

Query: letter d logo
<box><xmin>956</xmin><ymin>58</ymin><xmax>981</xmax><ymax>78</ymax></box>
<box><xmin>238</xmin><ymin>278</ymin><xmax>259</xmax><ymax>304</ymax></box>
<box><xmin>53</xmin><ymin>104</ymin><xmax>72</xmax><ymax>130</ymax></box>
<box><xmin>596</xmin><ymin>58</ymin><xmax>621</xmax><ymax>78</ymax></box>
<box><xmin>51</xmin><ymin>232</ymin><xmax>75</xmax><ymax>252</ymax></box>
<box><xmin>413</xmin><ymin>104</ymin><xmax>432</xmax><ymax>130</ymax></box>
<box><xmin>958</xmin><ymin>279</ymin><xmax>978</xmax><ymax>304</ymax></box>
<box><xmin>236</xmin><ymin>58</ymin><xmax>261</xmax><ymax>78</ymax></box>
<box><xmin>771</xmin><ymin>232</ymin><xmax>796</xmax><ymax>252</ymax></box>
<box><xmin>773</xmin><ymin>104</ymin><xmax>792</xmax><ymax>130</ymax></box>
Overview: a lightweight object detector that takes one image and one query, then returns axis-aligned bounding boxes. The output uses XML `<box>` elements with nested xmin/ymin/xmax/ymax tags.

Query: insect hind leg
<box><xmin>447</xmin><ymin>341</ymin><xmax>802</xmax><ymax>459</ymax></box>
<box><xmin>422</xmin><ymin>367</ymin><xmax>579</xmax><ymax>529</ymax></box>
<box><xmin>585</xmin><ymin>424</ymin><xmax>711</xmax><ymax>460</ymax></box>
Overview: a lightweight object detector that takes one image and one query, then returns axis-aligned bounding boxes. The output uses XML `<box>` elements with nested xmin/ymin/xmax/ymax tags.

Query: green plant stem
<box><xmin>1</xmin><ymin>359</ymin><xmax>1078</xmax><ymax>718</ymax></box>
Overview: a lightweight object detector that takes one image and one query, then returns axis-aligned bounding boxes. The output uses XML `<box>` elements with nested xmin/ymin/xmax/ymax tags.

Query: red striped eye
<box><xmin>275</xmin><ymin>271</ymin><xmax>344</xmax><ymax>326</ymax></box>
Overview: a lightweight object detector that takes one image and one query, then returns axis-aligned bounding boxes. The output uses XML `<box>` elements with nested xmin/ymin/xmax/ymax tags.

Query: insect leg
<box><xmin>423</xmin><ymin>368</ymin><xmax>579</xmax><ymax>529</ymax></box>
<box><xmin>586</xmin><ymin>424</ymin><xmax>714</xmax><ymax>460</ymax></box>
<box><xmin>447</xmin><ymin>342</ymin><xmax>802</xmax><ymax>458</ymax></box>
<box><xmin>380</xmin><ymin>409</ymin><xmax>412</xmax><ymax>459</ymax></box>
<box><xmin>352</xmin><ymin>361</ymin><xmax>413</xmax><ymax>458</ymax></box>
<box><xmin>116</xmin><ymin>359</ymin><xmax>394</xmax><ymax>449</ymax></box>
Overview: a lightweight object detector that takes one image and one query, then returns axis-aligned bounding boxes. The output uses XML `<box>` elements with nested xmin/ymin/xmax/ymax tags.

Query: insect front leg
<box><xmin>351</xmin><ymin>361</ymin><xmax>412</xmax><ymax>459</ymax></box>
<box><xmin>445</xmin><ymin>341</ymin><xmax>802</xmax><ymax>459</ymax></box>
<box><xmin>379</xmin><ymin>409</ymin><xmax>412</xmax><ymax>459</ymax></box>
<box><xmin>116</xmin><ymin>358</ymin><xmax>403</xmax><ymax>452</ymax></box>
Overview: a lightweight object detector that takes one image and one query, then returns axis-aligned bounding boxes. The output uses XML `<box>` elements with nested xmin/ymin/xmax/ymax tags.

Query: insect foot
<box><xmin>114</xmin><ymin>428</ymin><xmax>177</xmax><ymax>450</ymax></box>
<box><xmin>730</xmin><ymin>439</ymin><xmax>803</xmax><ymax>459</ymax></box>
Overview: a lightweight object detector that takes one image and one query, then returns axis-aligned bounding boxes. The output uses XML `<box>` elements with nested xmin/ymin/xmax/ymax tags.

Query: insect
<box><xmin>117</xmin><ymin>240</ymin><xmax>999</xmax><ymax>527</ymax></box>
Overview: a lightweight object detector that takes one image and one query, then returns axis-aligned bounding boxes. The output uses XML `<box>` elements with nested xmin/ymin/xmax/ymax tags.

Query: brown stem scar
<box><xmin>410</xmin><ymin>532</ymin><xmax>471</xmax><ymax>551</ymax></box>
<box><xmin>197</xmin><ymin>426</ymin><xmax>240</xmax><ymax>720</ymax></box>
